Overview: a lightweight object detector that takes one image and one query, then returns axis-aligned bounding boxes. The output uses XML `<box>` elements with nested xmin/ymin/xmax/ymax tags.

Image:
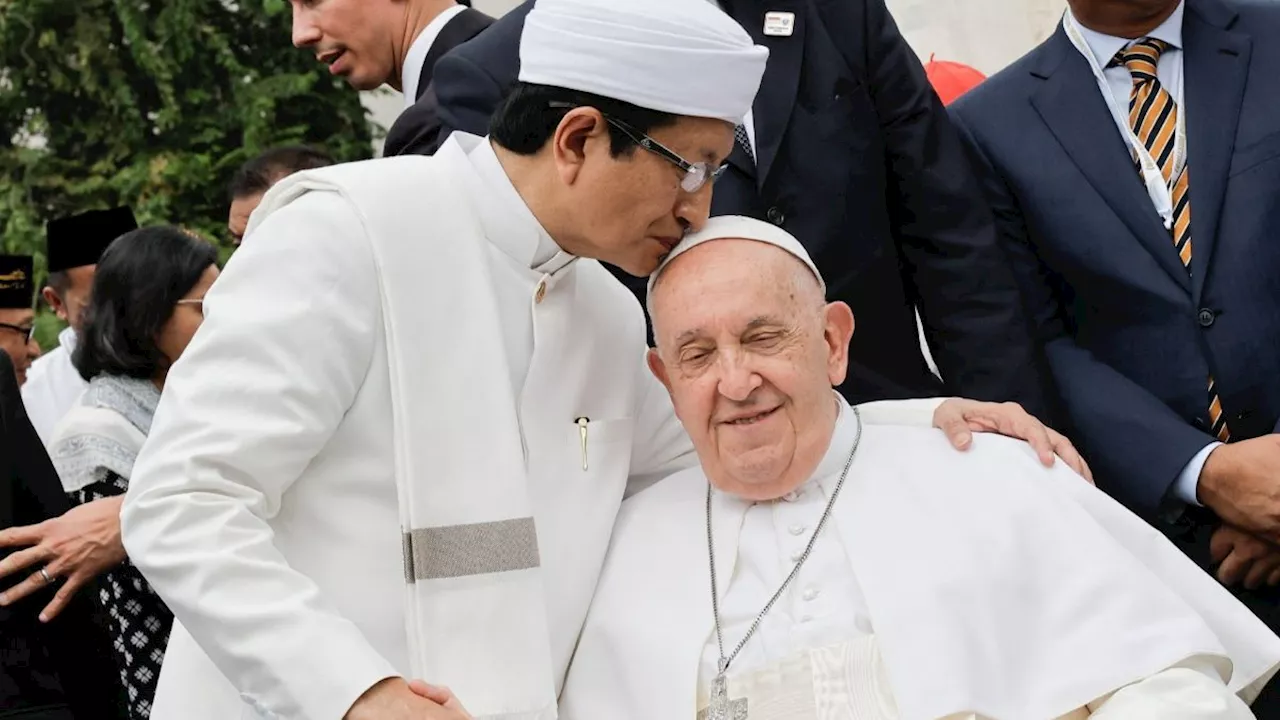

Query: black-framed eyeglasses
<box><xmin>549</xmin><ymin>102</ymin><xmax>728</xmax><ymax>194</ymax></box>
<box><xmin>0</xmin><ymin>322</ymin><xmax>34</xmax><ymax>343</ymax></box>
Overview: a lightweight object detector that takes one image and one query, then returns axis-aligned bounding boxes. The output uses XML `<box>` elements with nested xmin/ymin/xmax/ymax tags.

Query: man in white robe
<box><xmin>561</xmin><ymin>216</ymin><xmax>1280</xmax><ymax>719</ymax></box>
<box><xmin>23</xmin><ymin>207</ymin><xmax>137</xmax><ymax>447</ymax></box>
<box><xmin>120</xmin><ymin>2</ymin><xmax>1087</xmax><ymax>719</ymax></box>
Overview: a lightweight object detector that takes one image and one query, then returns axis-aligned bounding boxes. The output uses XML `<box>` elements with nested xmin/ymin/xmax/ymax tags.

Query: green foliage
<box><xmin>0</xmin><ymin>0</ymin><xmax>383</xmax><ymax>348</ymax></box>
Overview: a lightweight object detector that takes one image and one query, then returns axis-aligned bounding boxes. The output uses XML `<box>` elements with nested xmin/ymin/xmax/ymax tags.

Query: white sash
<box><xmin>255</xmin><ymin>148</ymin><xmax>557</xmax><ymax>718</ymax></box>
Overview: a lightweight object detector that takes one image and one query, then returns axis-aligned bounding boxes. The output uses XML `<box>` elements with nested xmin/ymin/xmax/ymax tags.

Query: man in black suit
<box><xmin>951</xmin><ymin>0</ymin><xmax>1280</xmax><ymax>707</ymax></box>
<box><xmin>423</xmin><ymin>0</ymin><xmax>1052</xmax><ymax>415</ymax></box>
<box><xmin>0</xmin><ymin>349</ymin><xmax>128</xmax><ymax>718</ymax></box>
<box><xmin>286</xmin><ymin>0</ymin><xmax>490</xmax><ymax>156</ymax></box>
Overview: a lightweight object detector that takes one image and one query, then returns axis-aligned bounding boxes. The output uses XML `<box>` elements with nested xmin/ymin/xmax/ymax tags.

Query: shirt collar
<box><xmin>401</xmin><ymin>3</ymin><xmax>466</xmax><ymax>107</ymax></box>
<box><xmin>457</xmin><ymin>133</ymin><xmax>571</xmax><ymax>272</ymax></box>
<box><xmin>58</xmin><ymin>325</ymin><xmax>78</xmax><ymax>354</ymax></box>
<box><xmin>1071</xmin><ymin>0</ymin><xmax>1185</xmax><ymax>68</ymax></box>
<box><xmin>810</xmin><ymin>393</ymin><xmax>861</xmax><ymax>496</ymax></box>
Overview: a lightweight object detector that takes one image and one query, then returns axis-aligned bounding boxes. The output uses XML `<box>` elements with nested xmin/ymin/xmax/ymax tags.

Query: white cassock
<box><xmin>562</xmin><ymin>397</ymin><xmax>1280</xmax><ymax>720</ymax></box>
<box><xmin>21</xmin><ymin>326</ymin><xmax>86</xmax><ymax>448</ymax></box>
<box><xmin>119</xmin><ymin>133</ymin><xmax>942</xmax><ymax>719</ymax></box>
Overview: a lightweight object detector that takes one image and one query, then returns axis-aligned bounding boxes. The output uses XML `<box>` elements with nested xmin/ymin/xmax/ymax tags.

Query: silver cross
<box><xmin>697</xmin><ymin>674</ymin><xmax>748</xmax><ymax>720</ymax></box>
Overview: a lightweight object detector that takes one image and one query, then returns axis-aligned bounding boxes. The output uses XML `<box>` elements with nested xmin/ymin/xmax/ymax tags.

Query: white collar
<box><xmin>453</xmin><ymin>133</ymin><xmax>572</xmax><ymax>272</ymax></box>
<box><xmin>58</xmin><ymin>325</ymin><xmax>78</xmax><ymax>354</ymax></box>
<box><xmin>401</xmin><ymin>3</ymin><xmax>467</xmax><ymax>107</ymax></box>
<box><xmin>1071</xmin><ymin>0</ymin><xmax>1185</xmax><ymax>69</ymax></box>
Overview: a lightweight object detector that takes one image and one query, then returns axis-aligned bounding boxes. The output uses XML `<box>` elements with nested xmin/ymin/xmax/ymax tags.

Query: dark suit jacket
<box><xmin>951</xmin><ymin>0</ymin><xmax>1280</xmax><ymax>519</ymax></box>
<box><xmin>382</xmin><ymin>8</ymin><xmax>493</xmax><ymax>156</ymax></box>
<box><xmin>0</xmin><ymin>354</ymin><xmax>128</xmax><ymax>719</ymax></box>
<box><xmin>427</xmin><ymin>0</ymin><xmax>1051</xmax><ymax>413</ymax></box>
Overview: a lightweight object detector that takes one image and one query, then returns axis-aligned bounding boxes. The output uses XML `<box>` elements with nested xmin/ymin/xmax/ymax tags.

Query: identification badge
<box><xmin>763</xmin><ymin>11</ymin><xmax>795</xmax><ymax>37</ymax></box>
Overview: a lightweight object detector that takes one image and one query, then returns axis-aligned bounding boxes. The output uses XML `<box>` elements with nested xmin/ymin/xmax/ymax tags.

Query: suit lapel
<box><xmin>417</xmin><ymin>8</ymin><xmax>493</xmax><ymax>99</ymax></box>
<box><xmin>732</xmin><ymin>0</ymin><xmax>804</xmax><ymax>188</ymax></box>
<box><xmin>1181</xmin><ymin>0</ymin><xmax>1249</xmax><ymax>302</ymax></box>
<box><xmin>1030</xmin><ymin>29</ymin><xmax>1192</xmax><ymax>292</ymax></box>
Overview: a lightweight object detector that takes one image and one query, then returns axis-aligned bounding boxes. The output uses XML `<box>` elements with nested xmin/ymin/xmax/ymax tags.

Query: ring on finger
<box><xmin>39</xmin><ymin>567</ymin><xmax>53</xmax><ymax>584</ymax></box>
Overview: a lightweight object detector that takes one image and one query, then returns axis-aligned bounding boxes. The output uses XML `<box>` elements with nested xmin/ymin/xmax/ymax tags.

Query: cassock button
<box><xmin>802</xmin><ymin>587</ymin><xmax>819</xmax><ymax>601</ymax></box>
<box><xmin>788</xmin><ymin>524</ymin><xmax>806</xmax><ymax>536</ymax></box>
<box><xmin>535</xmin><ymin>280</ymin><xmax>547</xmax><ymax>304</ymax></box>
<box><xmin>790</xmin><ymin>550</ymin><xmax>805</xmax><ymax>563</ymax></box>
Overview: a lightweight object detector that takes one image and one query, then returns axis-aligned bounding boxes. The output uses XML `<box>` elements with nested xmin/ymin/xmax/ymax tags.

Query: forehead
<box><xmin>652</xmin><ymin>239</ymin><xmax>804</xmax><ymax>328</ymax></box>
<box><xmin>0</xmin><ymin>308</ymin><xmax>34</xmax><ymax>324</ymax></box>
<box><xmin>65</xmin><ymin>264</ymin><xmax>96</xmax><ymax>287</ymax></box>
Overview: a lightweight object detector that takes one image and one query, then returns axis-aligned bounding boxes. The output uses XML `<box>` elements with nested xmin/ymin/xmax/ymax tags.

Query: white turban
<box><xmin>518</xmin><ymin>0</ymin><xmax>769</xmax><ymax>124</ymax></box>
<box><xmin>647</xmin><ymin>215</ymin><xmax>825</xmax><ymax>312</ymax></box>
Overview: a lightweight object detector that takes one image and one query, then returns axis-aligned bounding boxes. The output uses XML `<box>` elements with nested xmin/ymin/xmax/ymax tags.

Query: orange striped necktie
<box><xmin>1112</xmin><ymin>39</ymin><xmax>1230</xmax><ymax>442</ymax></box>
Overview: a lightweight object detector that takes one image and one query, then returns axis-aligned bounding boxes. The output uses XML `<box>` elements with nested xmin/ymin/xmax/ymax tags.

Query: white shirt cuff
<box><xmin>1174</xmin><ymin>442</ymin><xmax>1221</xmax><ymax>507</ymax></box>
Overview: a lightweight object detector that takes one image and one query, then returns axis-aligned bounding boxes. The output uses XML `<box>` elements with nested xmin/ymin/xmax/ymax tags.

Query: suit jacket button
<box><xmin>766</xmin><ymin>207</ymin><xmax>786</xmax><ymax>225</ymax></box>
<box><xmin>1197</xmin><ymin>308</ymin><xmax>1216</xmax><ymax>327</ymax></box>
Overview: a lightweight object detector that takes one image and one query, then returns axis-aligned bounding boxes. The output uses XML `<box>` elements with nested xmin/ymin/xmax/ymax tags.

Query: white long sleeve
<box><xmin>120</xmin><ymin>193</ymin><xmax>396</xmax><ymax>719</ymax></box>
<box><xmin>1086</xmin><ymin>659</ymin><xmax>1256</xmax><ymax>719</ymax></box>
<box><xmin>856</xmin><ymin>397</ymin><xmax>947</xmax><ymax>426</ymax></box>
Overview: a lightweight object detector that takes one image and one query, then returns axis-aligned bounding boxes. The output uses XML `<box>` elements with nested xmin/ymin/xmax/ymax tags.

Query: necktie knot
<box><xmin>1111</xmin><ymin>38</ymin><xmax>1169</xmax><ymax>83</ymax></box>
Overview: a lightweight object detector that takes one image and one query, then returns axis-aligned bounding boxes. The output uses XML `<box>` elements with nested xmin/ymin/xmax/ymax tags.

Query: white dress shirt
<box><xmin>401</xmin><ymin>3</ymin><xmax>466</xmax><ymax>107</ymax></box>
<box><xmin>1069</xmin><ymin>2</ymin><xmax>1215</xmax><ymax>507</ymax></box>
<box><xmin>21</xmin><ymin>326</ymin><xmax>88</xmax><ymax>448</ymax></box>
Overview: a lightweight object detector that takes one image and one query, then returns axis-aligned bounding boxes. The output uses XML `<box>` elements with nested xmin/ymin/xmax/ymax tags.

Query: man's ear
<box><xmin>41</xmin><ymin>286</ymin><xmax>67</xmax><ymax>321</ymax></box>
<box><xmin>646</xmin><ymin>347</ymin><xmax>673</xmax><ymax>392</ymax></box>
<box><xmin>552</xmin><ymin>108</ymin><xmax>609</xmax><ymax>186</ymax></box>
<box><xmin>823</xmin><ymin>301</ymin><xmax>855</xmax><ymax>387</ymax></box>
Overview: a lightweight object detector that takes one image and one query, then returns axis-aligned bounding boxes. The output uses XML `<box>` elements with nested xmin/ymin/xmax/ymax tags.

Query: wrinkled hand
<box><xmin>1210</xmin><ymin>524</ymin><xmax>1280</xmax><ymax>590</ymax></box>
<box><xmin>1198</xmin><ymin>436</ymin><xmax>1280</xmax><ymax>544</ymax></box>
<box><xmin>344</xmin><ymin>678</ymin><xmax>469</xmax><ymax>720</ymax></box>
<box><xmin>0</xmin><ymin>496</ymin><xmax>127</xmax><ymax>621</ymax></box>
<box><xmin>933</xmin><ymin>399</ymin><xmax>1093</xmax><ymax>483</ymax></box>
<box><xmin>408</xmin><ymin>680</ymin><xmax>472</xmax><ymax>718</ymax></box>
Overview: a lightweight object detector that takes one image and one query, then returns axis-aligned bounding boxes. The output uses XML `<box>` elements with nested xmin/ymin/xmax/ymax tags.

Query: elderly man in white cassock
<box><xmin>120</xmin><ymin>2</ymin><xmax>1087</xmax><ymax>720</ymax></box>
<box><xmin>560</xmin><ymin>216</ymin><xmax>1280</xmax><ymax>720</ymax></box>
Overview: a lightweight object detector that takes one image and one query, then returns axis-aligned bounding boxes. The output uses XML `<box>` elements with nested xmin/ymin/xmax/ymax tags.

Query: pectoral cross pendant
<box><xmin>697</xmin><ymin>674</ymin><xmax>748</xmax><ymax>720</ymax></box>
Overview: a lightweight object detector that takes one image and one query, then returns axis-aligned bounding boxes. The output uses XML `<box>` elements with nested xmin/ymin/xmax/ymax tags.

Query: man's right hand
<box><xmin>1198</xmin><ymin>436</ymin><xmax>1280</xmax><ymax>543</ymax></box>
<box><xmin>344</xmin><ymin>678</ymin><xmax>470</xmax><ymax>720</ymax></box>
<box><xmin>1210</xmin><ymin>523</ymin><xmax>1280</xmax><ymax>589</ymax></box>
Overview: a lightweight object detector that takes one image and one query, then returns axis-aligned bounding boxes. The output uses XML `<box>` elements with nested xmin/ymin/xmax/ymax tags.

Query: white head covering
<box><xmin>518</xmin><ymin>0</ymin><xmax>769</xmax><ymax>124</ymax></box>
<box><xmin>647</xmin><ymin>216</ymin><xmax>824</xmax><ymax>314</ymax></box>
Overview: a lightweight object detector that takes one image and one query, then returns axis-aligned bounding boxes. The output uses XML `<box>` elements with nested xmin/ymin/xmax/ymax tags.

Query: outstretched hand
<box><xmin>0</xmin><ymin>496</ymin><xmax>127</xmax><ymax>621</ymax></box>
<box><xmin>933</xmin><ymin>399</ymin><xmax>1093</xmax><ymax>483</ymax></box>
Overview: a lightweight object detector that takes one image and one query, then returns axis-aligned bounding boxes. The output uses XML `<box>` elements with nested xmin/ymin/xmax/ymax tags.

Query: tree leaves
<box><xmin>0</xmin><ymin>0</ymin><xmax>377</xmax><ymax>349</ymax></box>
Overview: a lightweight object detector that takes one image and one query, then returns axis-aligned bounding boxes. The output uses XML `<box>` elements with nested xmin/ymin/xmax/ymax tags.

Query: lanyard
<box><xmin>1063</xmin><ymin>11</ymin><xmax>1186</xmax><ymax>230</ymax></box>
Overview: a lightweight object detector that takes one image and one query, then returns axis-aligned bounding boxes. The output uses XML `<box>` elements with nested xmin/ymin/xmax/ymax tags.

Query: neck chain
<box><xmin>706</xmin><ymin>407</ymin><xmax>863</xmax><ymax>692</ymax></box>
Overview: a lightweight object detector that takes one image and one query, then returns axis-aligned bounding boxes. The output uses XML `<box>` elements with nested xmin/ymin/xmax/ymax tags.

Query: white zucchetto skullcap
<box><xmin>518</xmin><ymin>0</ymin><xmax>769</xmax><ymax>124</ymax></box>
<box><xmin>647</xmin><ymin>215</ymin><xmax>825</xmax><ymax>312</ymax></box>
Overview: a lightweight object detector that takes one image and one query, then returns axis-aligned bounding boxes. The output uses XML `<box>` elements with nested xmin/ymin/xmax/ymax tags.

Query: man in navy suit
<box><xmin>951</xmin><ymin>0</ymin><xmax>1280</xmax><ymax>705</ymax></box>
<box><xmin>425</xmin><ymin>0</ymin><xmax>1053</xmax><ymax>415</ymax></box>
